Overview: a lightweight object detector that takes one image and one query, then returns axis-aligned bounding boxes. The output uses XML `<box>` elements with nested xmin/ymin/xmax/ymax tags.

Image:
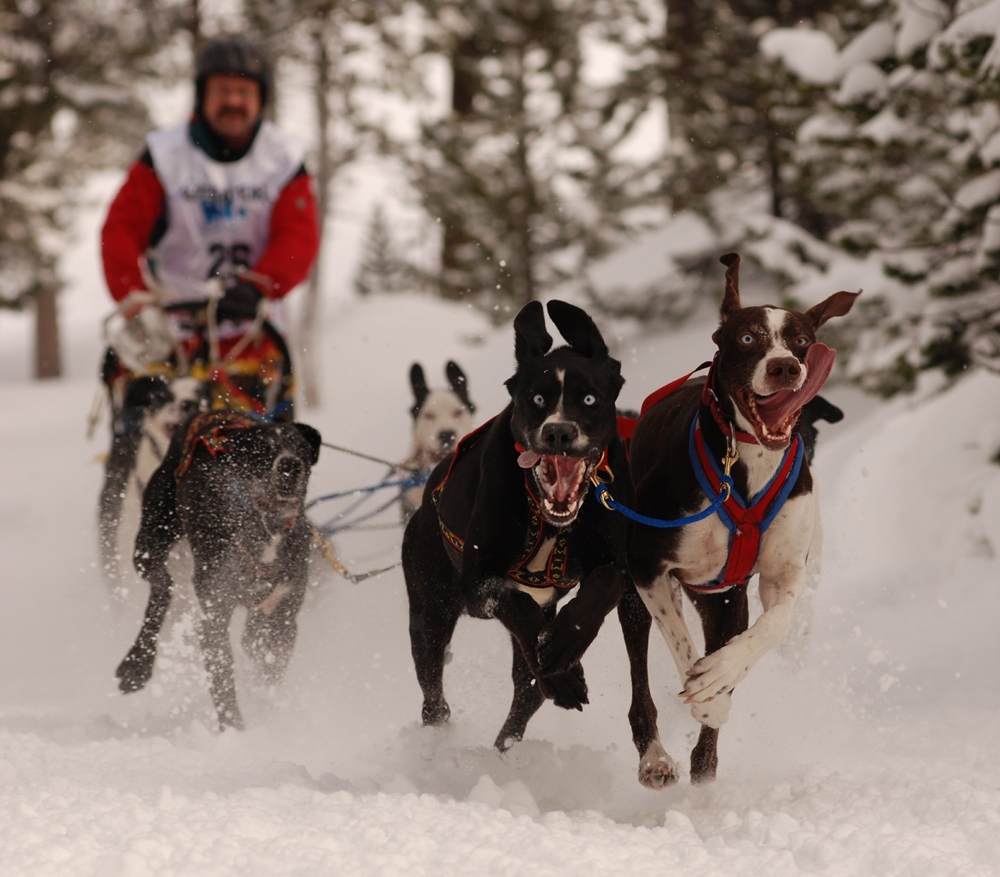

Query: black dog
<box><xmin>99</xmin><ymin>375</ymin><xmax>207</xmax><ymax>576</ymax></box>
<box><xmin>402</xmin><ymin>300</ymin><xmax>631</xmax><ymax>750</ymax></box>
<box><xmin>115</xmin><ymin>410</ymin><xmax>321</xmax><ymax>730</ymax></box>
<box><xmin>620</xmin><ymin>253</ymin><xmax>858</xmax><ymax>786</ymax></box>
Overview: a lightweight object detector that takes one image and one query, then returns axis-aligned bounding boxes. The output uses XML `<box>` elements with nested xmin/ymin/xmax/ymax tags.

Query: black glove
<box><xmin>216</xmin><ymin>281</ymin><xmax>263</xmax><ymax>322</ymax></box>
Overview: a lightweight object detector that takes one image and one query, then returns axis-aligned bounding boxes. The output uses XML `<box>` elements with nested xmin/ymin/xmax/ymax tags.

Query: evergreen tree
<box><xmin>371</xmin><ymin>0</ymin><xmax>663</xmax><ymax>315</ymax></box>
<box><xmin>354</xmin><ymin>203</ymin><xmax>413</xmax><ymax>295</ymax></box>
<box><xmin>0</xmin><ymin>1</ymin><xmax>188</xmax><ymax>378</ymax></box>
<box><xmin>786</xmin><ymin>0</ymin><xmax>1000</xmax><ymax>392</ymax></box>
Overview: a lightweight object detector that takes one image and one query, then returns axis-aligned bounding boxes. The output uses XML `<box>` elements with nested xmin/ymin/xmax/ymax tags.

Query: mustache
<box><xmin>216</xmin><ymin>107</ymin><xmax>249</xmax><ymax>118</ymax></box>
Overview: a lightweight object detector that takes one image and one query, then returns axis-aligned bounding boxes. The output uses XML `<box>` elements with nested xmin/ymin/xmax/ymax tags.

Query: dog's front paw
<box><xmin>681</xmin><ymin>643</ymin><xmax>750</xmax><ymax>704</ymax></box>
<box><xmin>536</xmin><ymin>611</ymin><xmax>593</xmax><ymax>676</ymax></box>
<box><xmin>115</xmin><ymin>648</ymin><xmax>155</xmax><ymax>693</ymax></box>
<box><xmin>538</xmin><ymin>663</ymin><xmax>588</xmax><ymax>711</ymax></box>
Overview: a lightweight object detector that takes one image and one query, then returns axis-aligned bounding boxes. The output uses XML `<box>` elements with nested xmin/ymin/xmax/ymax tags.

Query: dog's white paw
<box><xmin>681</xmin><ymin>642</ymin><xmax>751</xmax><ymax>704</ymax></box>
<box><xmin>688</xmin><ymin>691</ymin><xmax>731</xmax><ymax>728</ymax></box>
<box><xmin>638</xmin><ymin>740</ymin><xmax>679</xmax><ymax>789</ymax></box>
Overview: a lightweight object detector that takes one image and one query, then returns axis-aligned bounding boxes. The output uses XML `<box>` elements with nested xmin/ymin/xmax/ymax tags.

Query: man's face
<box><xmin>202</xmin><ymin>74</ymin><xmax>262</xmax><ymax>148</ymax></box>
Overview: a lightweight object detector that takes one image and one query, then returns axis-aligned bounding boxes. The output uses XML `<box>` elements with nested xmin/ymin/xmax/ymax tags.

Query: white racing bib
<box><xmin>146</xmin><ymin>121</ymin><xmax>306</xmax><ymax>302</ymax></box>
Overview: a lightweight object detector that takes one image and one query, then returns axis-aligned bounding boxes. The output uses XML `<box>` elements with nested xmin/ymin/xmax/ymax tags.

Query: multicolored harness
<box><xmin>617</xmin><ymin>359</ymin><xmax>803</xmax><ymax>593</ymax></box>
<box><xmin>680</xmin><ymin>417</ymin><xmax>803</xmax><ymax>593</ymax></box>
<box><xmin>432</xmin><ymin>421</ymin><xmax>607</xmax><ymax>591</ymax></box>
<box><xmin>174</xmin><ymin>410</ymin><xmax>261</xmax><ymax>482</ymax></box>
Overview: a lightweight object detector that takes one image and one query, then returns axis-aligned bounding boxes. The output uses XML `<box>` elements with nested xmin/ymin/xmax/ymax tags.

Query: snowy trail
<box><xmin>3</xmin><ymin>294</ymin><xmax>1000</xmax><ymax>875</ymax></box>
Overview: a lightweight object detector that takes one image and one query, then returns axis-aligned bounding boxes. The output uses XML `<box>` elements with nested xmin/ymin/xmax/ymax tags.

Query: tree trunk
<box><xmin>34</xmin><ymin>285</ymin><xmax>61</xmax><ymax>379</ymax></box>
<box><xmin>298</xmin><ymin>19</ymin><xmax>332</xmax><ymax>408</ymax></box>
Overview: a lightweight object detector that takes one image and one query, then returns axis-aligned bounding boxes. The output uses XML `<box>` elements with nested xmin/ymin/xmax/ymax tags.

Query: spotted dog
<box><xmin>620</xmin><ymin>253</ymin><xmax>859</xmax><ymax>786</ymax></box>
<box><xmin>115</xmin><ymin>410</ymin><xmax>321</xmax><ymax>730</ymax></box>
<box><xmin>401</xmin><ymin>361</ymin><xmax>476</xmax><ymax>522</ymax></box>
<box><xmin>402</xmin><ymin>300</ymin><xmax>631</xmax><ymax>750</ymax></box>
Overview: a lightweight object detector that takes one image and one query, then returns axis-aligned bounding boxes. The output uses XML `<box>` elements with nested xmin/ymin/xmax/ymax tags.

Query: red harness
<box><xmin>684</xmin><ymin>420</ymin><xmax>803</xmax><ymax>592</ymax></box>
<box><xmin>174</xmin><ymin>410</ymin><xmax>261</xmax><ymax>481</ymax></box>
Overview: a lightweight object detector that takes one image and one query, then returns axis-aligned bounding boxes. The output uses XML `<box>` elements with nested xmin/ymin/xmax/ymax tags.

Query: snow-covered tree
<box><xmin>370</xmin><ymin>0</ymin><xmax>664</xmax><ymax>315</ymax></box>
<box><xmin>774</xmin><ymin>0</ymin><xmax>1000</xmax><ymax>392</ymax></box>
<box><xmin>0</xmin><ymin>2</ymin><xmax>189</xmax><ymax>378</ymax></box>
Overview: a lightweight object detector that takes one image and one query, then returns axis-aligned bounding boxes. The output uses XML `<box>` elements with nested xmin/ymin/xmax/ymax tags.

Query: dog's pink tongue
<box><xmin>518</xmin><ymin>450</ymin><xmax>542</xmax><ymax>468</ymax></box>
<box><xmin>756</xmin><ymin>343</ymin><xmax>836</xmax><ymax>426</ymax></box>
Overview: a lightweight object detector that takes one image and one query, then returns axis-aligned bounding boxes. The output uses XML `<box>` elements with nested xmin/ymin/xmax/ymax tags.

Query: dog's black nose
<box><xmin>438</xmin><ymin>430</ymin><xmax>457</xmax><ymax>450</ymax></box>
<box><xmin>275</xmin><ymin>455</ymin><xmax>303</xmax><ymax>482</ymax></box>
<box><xmin>767</xmin><ymin>356</ymin><xmax>801</xmax><ymax>385</ymax></box>
<box><xmin>540</xmin><ymin>421</ymin><xmax>578</xmax><ymax>452</ymax></box>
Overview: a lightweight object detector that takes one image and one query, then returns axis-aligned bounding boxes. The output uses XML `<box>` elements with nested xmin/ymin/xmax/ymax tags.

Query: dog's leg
<box><xmin>493</xmin><ymin>633</ymin><xmax>547</xmax><ymax>751</ymax></box>
<box><xmin>190</xmin><ymin>546</ymin><xmax>245</xmax><ymax>731</ymax></box>
<box><xmin>487</xmin><ymin>588</ymin><xmax>589</xmax><ymax>711</ymax></box>
<box><xmin>617</xmin><ymin>582</ymin><xmax>679</xmax><ymax>789</ymax></box>
<box><xmin>402</xmin><ymin>509</ymin><xmax>464</xmax><ymax>726</ymax></box>
<box><xmin>536</xmin><ymin>564</ymin><xmax>625</xmax><ymax>676</ymax></box>
<box><xmin>681</xmin><ymin>497</ymin><xmax>815</xmax><ymax>706</ymax></box>
<box><xmin>116</xmin><ymin>455</ymin><xmax>181</xmax><ymax>693</ymax></box>
<box><xmin>193</xmin><ymin>566</ymin><xmax>243</xmax><ymax>731</ymax></box>
<box><xmin>686</xmin><ymin>586</ymin><xmax>750</xmax><ymax>784</ymax></box>
<box><xmin>99</xmin><ymin>431</ymin><xmax>141</xmax><ymax>574</ymax></box>
<box><xmin>242</xmin><ymin>534</ymin><xmax>309</xmax><ymax>685</ymax></box>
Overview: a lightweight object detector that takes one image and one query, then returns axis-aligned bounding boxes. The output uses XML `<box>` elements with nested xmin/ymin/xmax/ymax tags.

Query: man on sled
<box><xmin>97</xmin><ymin>34</ymin><xmax>320</xmax><ymax>567</ymax></box>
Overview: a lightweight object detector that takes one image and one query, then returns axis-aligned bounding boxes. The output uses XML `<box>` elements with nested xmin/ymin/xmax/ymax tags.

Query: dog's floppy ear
<box><xmin>513</xmin><ymin>300</ymin><xmax>552</xmax><ymax>363</ymax></box>
<box><xmin>445</xmin><ymin>360</ymin><xmax>476</xmax><ymax>414</ymax></box>
<box><xmin>805</xmin><ymin>289</ymin><xmax>861</xmax><ymax>331</ymax></box>
<box><xmin>291</xmin><ymin>423</ymin><xmax>322</xmax><ymax>466</ymax></box>
<box><xmin>409</xmin><ymin>363</ymin><xmax>429</xmax><ymax>418</ymax></box>
<box><xmin>546</xmin><ymin>300</ymin><xmax>609</xmax><ymax>359</ymax></box>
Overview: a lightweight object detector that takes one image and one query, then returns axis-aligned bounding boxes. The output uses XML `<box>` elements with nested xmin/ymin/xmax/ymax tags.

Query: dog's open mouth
<box><xmin>517</xmin><ymin>450</ymin><xmax>593</xmax><ymax>526</ymax></box>
<box><xmin>734</xmin><ymin>343</ymin><xmax>836</xmax><ymax>450</ymax></box>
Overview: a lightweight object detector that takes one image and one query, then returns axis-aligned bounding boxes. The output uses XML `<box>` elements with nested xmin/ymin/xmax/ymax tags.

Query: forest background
<box><xmin>5</xmin><ymin>0</ymin><xmax>1000</xmax><ymax>406</ymax></box>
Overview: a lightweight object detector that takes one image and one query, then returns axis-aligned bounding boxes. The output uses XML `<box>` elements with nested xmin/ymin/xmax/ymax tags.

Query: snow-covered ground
<box><xmin>3</xmin><ymin>208</ymin><xmax>1000</xmax><ymax>875</ymax></box>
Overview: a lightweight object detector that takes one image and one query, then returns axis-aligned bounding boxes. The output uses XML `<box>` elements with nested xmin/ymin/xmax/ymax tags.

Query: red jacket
<box><xmin>101</xmin><ymin>120</ymin><xmax>320</xmax><ymax>303</ymax></box>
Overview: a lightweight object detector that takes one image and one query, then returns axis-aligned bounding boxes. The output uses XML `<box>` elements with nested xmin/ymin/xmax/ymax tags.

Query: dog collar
<box><xmin>701</xmin><ymin>357</ymin><xmax>759</xmax><ymax>445</ymax></box>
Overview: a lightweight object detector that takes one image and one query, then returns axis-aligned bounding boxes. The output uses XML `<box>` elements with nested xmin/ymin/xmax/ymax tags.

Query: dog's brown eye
<box><xmin>533</xmin><ymin>394</ymin><xmax>545</xmax><ymax>407</ymax></box>
<box><xmin>583</xmin><ymin>394</ymin><xmax>596</xmax><ymax>406</ymax></box>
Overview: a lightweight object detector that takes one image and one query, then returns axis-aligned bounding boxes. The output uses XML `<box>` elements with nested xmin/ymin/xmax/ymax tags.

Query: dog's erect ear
<box><xmin>546</xmin><ymin>300</ymin><xmax>610</xmax><ymax>359</ymax></box>
<box><xmin>291</xmin><ymin>423</ymin><xmax>322</xmax><ymax>466</ymax></box>
<box><xmin>445</xmin><ymin>360</ymin><xmax>476</xmax><ymax>414</ymax></box>
<box><xmin>719</xmin><ymin>252</ymin><xmax>742</xmax><ymax>323</ymax></box>
<box><xmin>805</xmin><ymin>289</ymin><xmax>861</xmax><ymax>331</ymax></box>
<box><xmin>513</xmin><ymin>300</ymin><xmax>552</xmax><ymax>363</ymax></box>
<box><xmin>409</xmin><ymin>363</ymin><xmax>429</xmax><ymax>418</ymax></box>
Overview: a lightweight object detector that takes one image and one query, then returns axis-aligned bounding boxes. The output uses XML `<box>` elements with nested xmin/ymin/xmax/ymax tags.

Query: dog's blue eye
<box><xmin>583</xmin><ymin>394</ymin><xmax>596</xmax><ymax>406</ymax></box>
<box><xmin>533</xmin><ymin>394</ymin><xmax>545</xmax><ymax>407</ymax></box>
<box><xmin>795</xmin><ymin>336</ymin><xmax>809</xmax><ymax>346</ymax></box>
<box><xmin>740</xmin><ymin>333</ymin><xmax>754</xmax><ymax>344</ymax></box>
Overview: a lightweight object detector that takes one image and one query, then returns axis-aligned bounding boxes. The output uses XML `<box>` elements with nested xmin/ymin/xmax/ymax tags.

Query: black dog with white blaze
<box><xmin>402</xmin><ymin>299</ymin><xmax>632</xmax><ymax>750</ymax></box>
<box><xmin>115</xmin><ymin>411</ymin><xmax>321</xmax><ymax>731</ymax></box>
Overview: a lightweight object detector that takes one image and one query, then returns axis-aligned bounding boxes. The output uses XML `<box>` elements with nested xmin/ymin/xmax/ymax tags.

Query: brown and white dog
<box><xmin>400</xmin><ymin>361</ymin><xmax>476</xmax><ymax>521</ymax></box>
<box><xmin>620</xmin><ymin>252</ymin><xmax>859</xmax><ymax>787</ymax></box>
